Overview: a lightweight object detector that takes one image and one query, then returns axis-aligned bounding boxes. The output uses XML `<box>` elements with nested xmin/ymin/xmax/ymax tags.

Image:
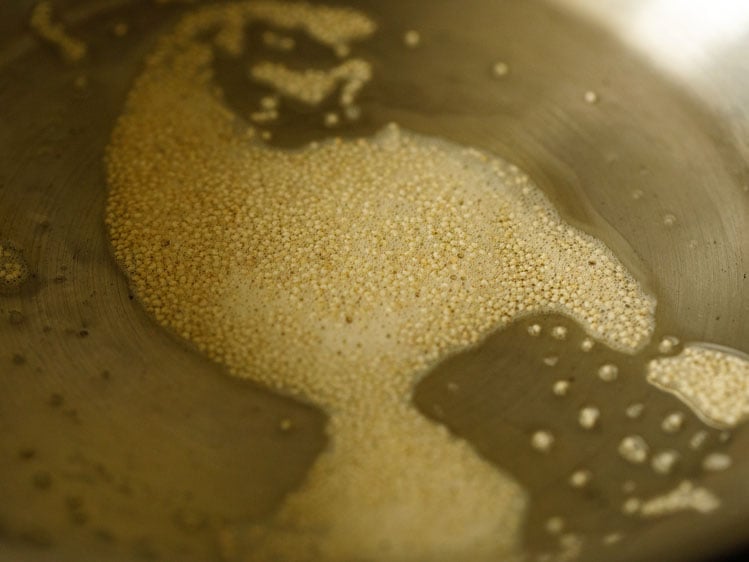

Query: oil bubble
<box><xmin>702</xmin><ymin>452</ymin><xmax>731</xmax><ymax>472</ymax></box>
<box><xmin>625</xmin><ymin>402</ymin><xmax>644</xmax><ymax>419</ymax></box>
<box><xmin>531</xmin><ymin>430</ymin><xmax>554</xmax><ymax>453</ymax></box>
<box><xmin>584</xmin><ymin>90</ymin><xmax>599</xmax><ymax>104</ymax></box>
<box><xmin>651</xmin><ymin>450</ymin><xmax>680</xmax><ymax>475</ymax></box>
<box><xmin>543</xmin><ymin>355</ymin><xmax>559</xmax><ymax>367</ymax></box>
<box><xmin>657</xmin><ymin>335</ymin><xmax>680</xmax><ymax>354</ymax></box>
<box><xmin>689</xmin><ymin>430</ymin><xmax>709</xmax><ymax>450</ymax></box>
<box><xmin>578</xmin><ymin>406</ymin><xmax>600</xmax><ymax>430</ymax></box>
<box><xmin>550</xmin><ymin>326</ymin><xmax>568</xmax><ymax>340</ymax></box>
<box><xmin>569</xmin><ymin>469</ymin><xmax>591</xmax><ymax>488</ymax></box>
<box><xmin>661</xmin><ymin>411</ymin><xmax>685</xmax><ymax>433</ymax></box>
<box><xmin>403</xmin><ymin>30</ymin><xmax>421</xmax><ymax>48</ymax></box>
<box><xmin>597</xmin><ymin>363</ymin><xmax>618</xmax><ymax>382</ymax></box>
<box><xmin>552</xmin><ymin>379</ymin><xmax>570</xmax><ymax>397</ymax></box>
<box><xmin>619</xmin><ymin>435</ymin><xmax>649</xmax><ymax>464</ymax></box>
<box><xmin>492</xmin><ymin>61</ymin><xmax>510</xmax><ymax>78</ymax></box>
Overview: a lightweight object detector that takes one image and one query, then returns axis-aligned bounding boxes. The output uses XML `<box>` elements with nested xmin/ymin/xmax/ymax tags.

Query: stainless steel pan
<box><xmin>1</xmin><ymin>1</ymin><xmax>747</xmax><ymax>561</ymax></box>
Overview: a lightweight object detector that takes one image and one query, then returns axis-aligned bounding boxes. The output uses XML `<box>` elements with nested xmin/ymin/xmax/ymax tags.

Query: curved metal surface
<box><xmin>0</xmin><ymin>1</ymin><xmax>747</xmax><ymax>561</ymax></box>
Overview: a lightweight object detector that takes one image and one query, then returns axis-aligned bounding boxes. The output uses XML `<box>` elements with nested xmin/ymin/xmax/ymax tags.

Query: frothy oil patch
<box><xmin>104</xmin><ymin>2</ymin><xmax>655</xmax><ymax>560</ymax></box>
<box><xmin>29</xmin><ymin>1</ymin><xmax>87</xmax><ymax>63</ymax></box>
<box><xmin>0</xmin><ymin>242</ymin><xmax>30</xmax><ymax>292</ymax></box>
<box><xmin>249</xmin><ymin>58</ymin><xmax>371</xmax><ymax>109</ymax></box>
<box><xmin>647</xmin><ymin>344</ymin><xmax>749</xmax><ymax>428</ymax></box>
<box><xmin>637</xmin><ymin>481</ymin><xmax>720</xmax><ymax>518</ymax></box>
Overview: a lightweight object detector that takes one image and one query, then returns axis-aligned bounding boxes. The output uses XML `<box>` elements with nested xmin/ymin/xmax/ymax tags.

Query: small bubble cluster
<box><xmin>249</xmin><ymin>96</ymin><xmax>280</xmax><ymax>124</ymax></box>
<box><xmin>638</xmin><ymin>481</ymin><xmax>720</xmax><ymax>517</ymax></box>
<box><xmin>0</xmin><ymin>242</ymin><xmax>30</xmax><ymax>291</ymax></box>
<box><xmin>29</xmin><ymin>1</ymin><xmax>87</xmax><ymax>62</ymax></box>
<box><xmin>249</xmin><ymin>58</ymin><xmax>371</xmax><ymax>113</ymax></box>
<box><xmin>647</xmin><ymin>344</ymin><xmax>749</xmax><ymax>427</ymax></box>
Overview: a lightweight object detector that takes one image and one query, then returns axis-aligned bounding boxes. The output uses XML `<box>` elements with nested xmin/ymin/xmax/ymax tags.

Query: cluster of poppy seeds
<box><xmin>105</xmin><ymin>2</ymin><xmax>656</xmax><ymax>560</ymax></box>
<box><xmin>250</xmin><ymin>58</ymin><xmax>371</xmax><ymax>109</ymax></box>
<box><xmin>648</xmin><ymin>344</ymin><xmax>749</xmax><ymax>428</ymax></box>
<box><xmin>0</xmin><ymin>243</ymin><xmax>29</xmax><ymax>291</ymax></box>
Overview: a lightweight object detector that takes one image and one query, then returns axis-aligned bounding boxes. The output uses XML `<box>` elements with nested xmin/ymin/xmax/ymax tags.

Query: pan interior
<box><xmin>0</xmin><ymin>1</ymin><xmax>747</xmax><ymax>561</ymax></box>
